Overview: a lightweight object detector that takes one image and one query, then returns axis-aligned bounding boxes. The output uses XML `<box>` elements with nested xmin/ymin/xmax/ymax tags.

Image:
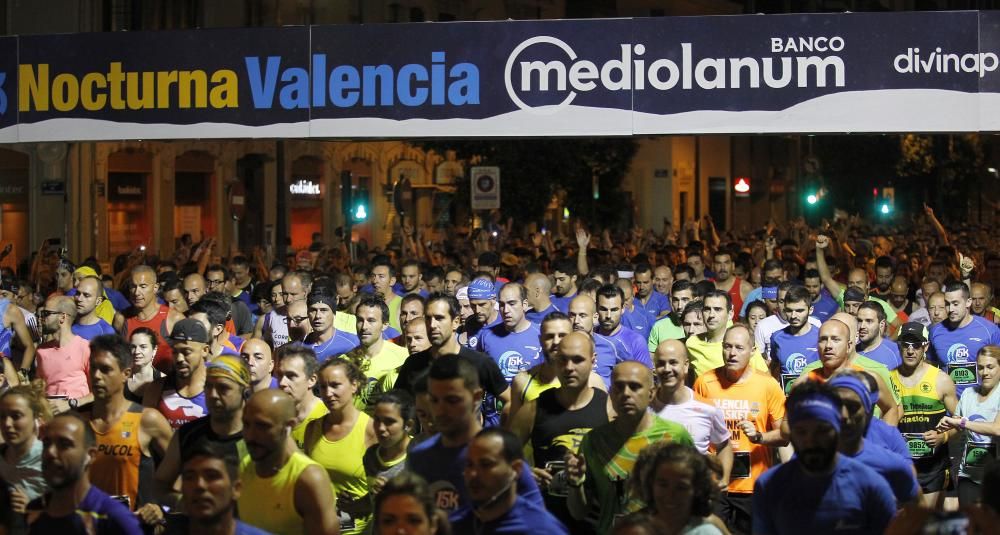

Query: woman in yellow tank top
<box><xmin>304</xmin><ymin>357</ymin><xmax>377</xmax><ymax>535</ymax></box>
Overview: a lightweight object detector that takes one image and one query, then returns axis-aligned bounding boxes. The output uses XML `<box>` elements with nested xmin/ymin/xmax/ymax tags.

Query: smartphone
<box><xmin>923</xmin><ymin>511</ymin><xmax>968</xmax><ymax>535</ymax></box>
<box><xmin>541</xmin><ymin>228</ymin><xmax>547</xmax><ymax>235</ymax></box>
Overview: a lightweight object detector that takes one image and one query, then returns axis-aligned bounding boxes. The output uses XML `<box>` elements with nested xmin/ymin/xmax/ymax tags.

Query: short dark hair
<box><xmin>475</xmin><ymin>427</ymin><xmax>524</xmax><ymax>463</ymax></box>
<box><xmin>673</xmin><ymin>264</ymin><xmax>695</xmax><ymax>280</ymax></box>
<box><xmin>857</xmin><ymin>301</ymin><xmax>887</xmax><ymax>323</ymax></box>
<box><xmin>90</xmin><ymin>335</ymin><xmax>131</xmax><ymax>371</ymax></box>
<box><xmin>702</xmin><ymin>289</ymin><xmax>732</xmax><ymax>310</ymax></box>
<box><xmin>400</xmin><ymin>293</ymin><xmax>426</xmax><ymax>309</ymax></box>
<box><xmin>671</xmin><ymin>280</ymin><xmax>694</xmax><ymax>295</ymax></box>
<box><xmin>743</xmin><ymin>300</ymin><xmax>768</xmax><ymax>319</ymax></box>
<box><xmin>579</xmin><ymin>278</ymin><xmax>603</xmax><ymax>295</ymax></box>
<box><xmin>205</xmin><ymin>264</ymin><xmax>232</xmax><ymax>280</ymax></box>
<box><xmin>803</xmin><ymin>269</ymin><xmax>821</xmax><ymax>281</ymax></box>
<box><xmin>944</xmin><ymin>281</ymin><xmax>970</xmax><ymax>298</ymax></box>
<box><xmin>189</xmin><ymin>294</ymin><xmax>230</xmax><ymax>327</ymax></box>
<box><xmin>783</xmin><ymin>286</ymin><xmax>811</xmax><ymax>306</ymax></box>
<box><xmin>499</xmin><ymin>282</ymin><xmax>527</xmax><ymax>301</ymax></box>
<box><xmin>541</xmin><ymin>311</ymin><xmax>570</xmax><ymax>328</ymax></box>
<box><xmin>634</xmin><ymin>263</ymin><xmax>653</xmax><ymax>276</ymax></box>
<box><xmin>376</xmin><ymin>390</ymin><xmax>416</xmax><ymax>425</ymax></box>
<box><xmin>230</xmin><ymin>256</ymin><xmax>250</xmax><ymax>270</ymax></box>
<box><xmin>181</xmin><ymin>440</ymin><xmax>240</xmax><ymax>482</ymax></box>
<box><xmin>426</xmin><ymin>292</ymin><xmax>460</xmax><ymax>321</ymax></box>
<box><xmin>275</xmin><ymin>343</ymin><xmax>319</xmax><ymax>378</ymax></box>
<box><xmin>428</xmin><ymin>354</ymin><xmax>480</xmax><ymax>392</ymax></box>
<box><xmin>762</xmin><ymin>259</ymin><xmax>783</xmax><ymax>273</ymax></box>
<box><xmin>371</xmin><ymin>255</ymin><xmax>396</xmax><ymax>277</ymax></box>
<box><xmin>553</xmin><ymin>259</ymin><xmax>578</xmax><ymax>278</ymax></box>
<box><xmin>875</xmin><ymin>256</ymin><xmax>894</xmax><ymax>271</ymax></box>
<box><xmin>401</xmin><ymin>258</ymin><xmax>421</xmax><ymax>272</ymax></box>
<box><xmin>596</xmin><ymin>283</ymin><xmax>625</xmax><ymax>303</ymax></box>
<box><xmin>356</xmin><ymin>293</ymin><xmax>390</xmax><ymax>323</ymax></box>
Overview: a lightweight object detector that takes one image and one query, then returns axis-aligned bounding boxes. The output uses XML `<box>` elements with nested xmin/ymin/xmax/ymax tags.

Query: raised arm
<box><xmin>923</xmin><ymin>204</ymin><xmax>950</xmax><ymax>246</ymax></box>
<box><xmin>814</xmin><ymin>235</ymin><xmax>844</xmax><ymax>298</ymax></box>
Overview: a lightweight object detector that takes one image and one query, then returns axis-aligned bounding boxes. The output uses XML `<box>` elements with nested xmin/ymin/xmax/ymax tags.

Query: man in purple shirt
<box><xmin>595</xmin><ymin>284</ymin><xmax>652</xmax><ymax>369</ymax></box>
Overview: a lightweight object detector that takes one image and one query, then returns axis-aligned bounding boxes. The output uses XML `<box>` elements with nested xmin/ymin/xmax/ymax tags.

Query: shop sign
<box><xmin>0</xmin><ymin>178</ymin><xmax>26</xmax><ymax>203</ymax></box>
<box><xmin>290</xmin><ymin>179</ymin><xmax>321</xmax><ymax>196</ymax></box>
<box><xmin>41</xmin><ymin>181</ymin><xmax>64</xmax><ymax>195</ymax></box>
<box><xmin>108</xmin><ymin>173</ymin><xmax>145</xmax><ymax>202</ymax></box>
<box><xmin>471</xmin><ymin>166</ymin><xmax>500</xmax><ymax>210</ymax></box>
<box><xmin>4</xmin><ymin>11</ymin><xmax>1000</xmax><ymax>141</ymax></box>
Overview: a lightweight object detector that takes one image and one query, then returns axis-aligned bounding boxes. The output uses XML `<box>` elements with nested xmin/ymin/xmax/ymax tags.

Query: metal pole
<box><xmin>275</xmin><ymin>140</ymin><xmax>287</xmax><ymax>262</ymax></box>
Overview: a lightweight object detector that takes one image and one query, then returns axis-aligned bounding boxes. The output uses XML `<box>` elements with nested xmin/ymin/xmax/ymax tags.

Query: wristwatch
<box><xmin>68</xmin><ymin>398</ymin><xmax>78</xmax><ymax>410</ymax></box>
<box><xmin>960</xmin><ymin>417</ymin><xmax>968</xmax><ymax>430</ymax></box>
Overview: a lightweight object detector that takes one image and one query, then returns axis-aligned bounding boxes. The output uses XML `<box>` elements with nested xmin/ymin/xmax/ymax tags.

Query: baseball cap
<box><xmin>169</xmin><ymin>318</ymin><xmax>211</xmax><ymax>344</ymax></box>
<box><xmin>897</xmin><ymin>321</ymin><xmax>929</xmax><ymax>344</ymax></box>
<box><xmin>843</xmin><ymin>287</ymin><xmax>866</xmax><ymax>303</ymax></box>
<box><xmin>467</xmin><ymin>278</ymin><xmax>496</xmax><ymax>300</ymax></box>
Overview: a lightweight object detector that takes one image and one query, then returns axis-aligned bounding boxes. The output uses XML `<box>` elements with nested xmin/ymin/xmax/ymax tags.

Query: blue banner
<box><xmin>1</xmin><ymin>11</ymin><xmax>998</xmax><ymax>141</ymax></box>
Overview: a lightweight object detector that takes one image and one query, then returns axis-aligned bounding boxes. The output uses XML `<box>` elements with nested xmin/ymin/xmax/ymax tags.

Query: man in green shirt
<box><xmin>566</xmin><ymin>361</ymin><xmax>693</xmax><ymax>533</ymax></box>
<box><xmin>647</xmin><ymin>280</ymin><xmax>695</xmax><ymax>352</ymax></box>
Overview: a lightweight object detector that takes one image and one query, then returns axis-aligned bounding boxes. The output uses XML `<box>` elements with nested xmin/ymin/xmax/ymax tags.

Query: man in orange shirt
<box><xmin>693</xmin><ymin>324</ymin><xmax>787</xmax><ymax>535</ymax></box>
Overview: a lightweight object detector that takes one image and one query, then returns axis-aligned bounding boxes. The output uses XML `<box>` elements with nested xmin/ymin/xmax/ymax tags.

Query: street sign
<box><xmin>229</xmin><ymin>182</ymin><xmax>246</xmax><ymax>221</ymax></box>
<box><xmin>471</xmin><ymin>166</ymin><xmax>500</xmax><ymax>210</ymax></box>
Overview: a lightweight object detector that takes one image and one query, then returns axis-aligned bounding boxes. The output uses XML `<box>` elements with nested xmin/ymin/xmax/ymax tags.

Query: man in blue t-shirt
<box><xmin>479</xmin><ymin>283</ymin><xmax>543</xmax><ymax>383</ymax></box>
<box><xmin>804</xmin><ymin>269</ymin><xmax>839</xmax><ymax>322</ymax></box>
<box><xmin>619</xmin><ymin>280</ymin><xmax>654</xmax><ymax>338</ymax></box>
<box><xmin>633</xmin><ymin>263</ymin><xmax>671</xmax><ymax>319</ymax></box>
<box><xmin>929</xmin><ymin>281</ymin><xmax>1000</xmax><ymax>396</ymax></box>
<box><xmin>407</xmin><ymin>355</ymin><xmax>542</xmax><ymax>521</ymax></box>
<box><xmin>568</xmin><ymin>294</ymin><xmax>625</xmax><ymax>388</ymax></box>
<box><xmin>856</xmin><ymin>302</ymin><xmax>902</xmax><ymax>370</ymax></box>
<box><xmin>71</xmin><ymin>276</ymin><xmax>117</xmax><ymax>341</ymax></box>
<box><xmin>754</xmin><ymin>380</ymin><xmax>896</xmax><ymax>535</ymax></box>
<box><xmin>524</xmin><ymin>273</ymin><xmax>558</xmax><ymax>325</ymax></box>
<box><xmin>769</xmin><ymin>286</ymin><xmax>820</xmax><ymax>391</ymax></box>
<box><xmin>28</xmin><ymin>413</ymin><xmax>143</xmax><ymax>534</ymax></box>
<box><xmin>595</xmin><ymin>284</ymin><xmax>652</xmax><ymax>369</ymax></box>
<box><xmin>304</xmin><ymin>291</ymin><xmax>359</xmax><ymax>362</ymax></box>
<box><xmin>831</xmin><ymin>372</ymin><xmax>920</xmax><ymax>505</ymax></box>
<box><xmin>452</xmin><ymin>428</ymin><xmax>568</xmax><ymax>534</ymax></box>
<box><xmin>550</xmin><ymin>259</ymin><xmax>580</xmax><ymax>314</ymax></box>
<box><xmin>463</xmin><ymin>278</ymin><xmax>501</xmax><ymax>350</ymax></box>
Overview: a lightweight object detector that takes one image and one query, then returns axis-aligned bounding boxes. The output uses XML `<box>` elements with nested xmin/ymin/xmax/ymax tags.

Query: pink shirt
<box><xmin>37</xmin><ymin>335</ymin><xmax>91</xmax><ymax>399</ymax></box>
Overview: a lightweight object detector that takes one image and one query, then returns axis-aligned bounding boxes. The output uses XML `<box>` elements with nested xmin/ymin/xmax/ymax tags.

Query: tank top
<box><xmin>726</xmin><ymin>277</ymin><xmax>745</xmax><ymax>321</ymax></box>
<box><xmin>125</xmin><ymin>304</ymin><xmax>173</xmax><ymax>373</ymax></box>
<box><xmin>239</xmin><ymin>451</ymin><xmax>327</xmax><ymax>535</ymax></box>
<box><xmin>304</xmin><ymin>412</ymin><xmax>371</xmax><ymax>534</ymax></box>
<box><xmin>177</xmin><ymin>416</ymin><xmax>248</xmax><ymax>466</ymax></box>
<box><xmin>958</xmin><ymin>385</ymin><xmax>1000</xmax><ymax>483</ymax></box>
<box><xmin>88</xmin><ymin>404</ymin><xmax>151</xmax><ymax>511</ymax></box>
<box><xmin>0</xmin><ymin>298</ymin><xmax>12</xmax><ymax>357</ymax></box>
<box><xmin>520</xmin><ymin>370</ymin><xmax>559</xmax><ymax>404</ymax></box>
<box><xmin>806</xmin><ymin>363</ymin><xmax>866</xmax><ymax>383</ymax></box>
<box><xmin>157</xmin><ymin>379</ymin><xmax>208</xmax><ymax>429</ymax></box>
<box><xmin>891</xmin><ymin>366</ymin><xmax>948</xmax><ymax>463</ymax></box>
<box><xmin>531</xmin><ymin>388</ymin><xmax>610</xmax><ymax>469</ymax></box>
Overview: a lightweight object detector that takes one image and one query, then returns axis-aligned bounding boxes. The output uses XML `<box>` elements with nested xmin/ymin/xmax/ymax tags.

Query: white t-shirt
<box><xmin>654</xmin><ymin>386</ymin><xmax>729</xmax><ymax>454</ymax></box>
<box><xmin>755</xmin><ymin>314</ymin><xmax>822</xmax><ymax>359</ymax></box>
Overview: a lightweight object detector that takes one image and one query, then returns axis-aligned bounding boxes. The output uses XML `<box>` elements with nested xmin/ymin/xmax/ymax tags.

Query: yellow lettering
<box><xmin>80</xmin><ymin>72</ymin><xmax>106</xmax><ymax>111</ymax></box>
<box><xmin>108</xmin><ymin>62</ymin><xmax>125</xmax><ymax>110</ymax></box>
<box><xmin>210</xmin><ymin>70</ymin><xmax>238</xmax><ymax>108</ymax></box>
<box><xmin>178</xmin><ymin>70</ymin><xmax>207</xmax><ymax>108</ymax></box>
<box><xmin>51</xmin><ymin>73</ymin><xmax>79</xmax><ymax>112</ymax></box>
<box><xmin>126</xmin><ymin>71</ymin><xmax>154</xmax><ymax>110</ymax></box>
<box><xmin>156</xmin><ymin>70</ymin><xmax>177</xmax><ymax>109</ymax></box>
<box><xmin>18</xmin><ymin>64</ymin><xmax>48</xmax><ymax>112</ymax></box>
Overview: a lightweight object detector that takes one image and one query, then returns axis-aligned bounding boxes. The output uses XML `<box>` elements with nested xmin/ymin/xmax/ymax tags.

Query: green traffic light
<box><xmin>880</xmin><ymin>203</ymin><xmax>890</xmax><ymax>214</ymax></box>
<box><xmin>807</xmin><ymin>194</ymin><xmax>818</xmax><ymax>205</ymax></box>
<box><xmin>354</xmin><ymin>204</ymin><xmax>367</xmax><ymax>221</ymax></box>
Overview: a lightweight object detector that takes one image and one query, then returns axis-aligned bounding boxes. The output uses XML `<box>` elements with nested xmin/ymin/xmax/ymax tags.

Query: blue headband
<box><xmin>828</xmin><ymin>375</ymin><xmax>875</xmax><ymax>414</ymax></box>
<box><xmin>762</xmin><ymin>286</ymin><xmax>778</xmax><ymax>300</ymax></box>
<box><xmin>788</xmin><ymin>393</ymin><xmax>842</xmax><ymax>434</ymax></box>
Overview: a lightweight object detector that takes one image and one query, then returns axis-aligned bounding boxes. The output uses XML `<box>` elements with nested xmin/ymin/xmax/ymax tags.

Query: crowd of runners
<box><xmin>3</xmin><ymin>207</ymin><xmax>1000</xmax><ymax>534</ymax></box>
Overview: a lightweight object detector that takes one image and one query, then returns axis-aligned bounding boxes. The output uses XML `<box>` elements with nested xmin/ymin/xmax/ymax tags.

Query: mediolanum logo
<box><xmin>504</xmin><ymin>35</ymin><xmax>847</xmax><ymax>112</ymax></box>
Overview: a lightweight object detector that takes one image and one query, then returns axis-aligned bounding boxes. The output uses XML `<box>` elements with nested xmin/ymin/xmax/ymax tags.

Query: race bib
<box><xmin>948</xmin><ymin>362</ymin><xmax>978</xmax><ymax>386</ymax></box>
<box><xmin>903</xmin><ymin>433</ymin><xmax>934</xmax><ymax>459</ymax></box>
<box><xmin>964</xmin><ymin>440</ymin><xmax>997</xmax><ymax>468</ymax></box>
<box><xmin>781</xmin><ymin>374</ymin><xmax>798</xmax><ymax>395</ymax></box>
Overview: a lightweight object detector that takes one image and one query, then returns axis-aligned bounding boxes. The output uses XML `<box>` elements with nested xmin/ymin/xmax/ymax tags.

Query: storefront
<box><xmin>289</xmin><ymin>156</ymin><xmax>325</xmax><ymax>250</ymax></box>
<box><xmin>107</xmin><ymin>151</ymin><xmax>153</xmax><ymax>256</ymax></box>
<box><xmin>174</xmin><ymin>151</ymin><xmax>217</xmax><ymax>242</ymax></box>
<box><xmin>0</xmin><ymin>149</ymin><xmax>29</xmax><ymax>270</ymax></box>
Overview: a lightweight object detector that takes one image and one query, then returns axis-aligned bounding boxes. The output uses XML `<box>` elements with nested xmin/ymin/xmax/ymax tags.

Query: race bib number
<box><xmin>781</xmin><ymin>374</ymin><xmax>798</xmax><ymax>395</ymax></box>
<box><xmin>903</xmin><ymin>433</ymin><xmax>934</xmax><ymax>459</ymax></box>
<box><xmin>948</xmin><ymin>362</ymin><xmax>978</xmax><ymax>386</ymax></box>
<box><xmin>964</xmin><ymin>440</ymin><xmax>997</xmax><ymax>468</ymax></box>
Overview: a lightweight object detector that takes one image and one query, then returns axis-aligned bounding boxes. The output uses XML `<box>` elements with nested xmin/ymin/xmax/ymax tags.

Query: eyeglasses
<box><xmin>38</xmin><ymin>309</ymin><xmax>62</xmax><ymax>318</ymax></box>
<box><xmin>287</xmin><ymin>316</ymin><xmax>309</xmax><ymax>324</ymax></box>
<box><xmin>206</xmin><ymin>278</ymin><xmax>226</xmax><ymax>287</ymax></box>
<box><xmin>899</xmin><ymin>342</ymin><xmax>927</xmax><ymax>350</ymax></box>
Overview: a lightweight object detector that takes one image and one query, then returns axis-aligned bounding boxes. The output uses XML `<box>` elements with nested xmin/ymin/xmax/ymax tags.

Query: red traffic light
<box><xmin>734</xmin><ymin>177</ymin><xmax>751</xmax><ymax>197</ymax></box>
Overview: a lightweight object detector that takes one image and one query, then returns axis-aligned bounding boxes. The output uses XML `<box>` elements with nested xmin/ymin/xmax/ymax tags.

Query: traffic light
<box><xmin>352</xmin><ymin>187</ymin><xmax>369</xmax><ymax>223</ymax></box>
<box><xmin>806</xmin><ymin>193</ymin><xmax>818</xmax><ymax>205</ymax></box>
<box><xmin>880</xmin><ymin>203</ymin><xmax>891</xmax><ymax>214</ymax></box>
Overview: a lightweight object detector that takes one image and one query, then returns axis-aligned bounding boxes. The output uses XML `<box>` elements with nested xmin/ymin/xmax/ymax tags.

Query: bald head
<box><xmin>612</xmin><ymin>361</ymin><xmax>654</xmax><ymax>389</ymax></box>
<box><xmin>890</xmin><ymin>276</ymin><xmax>909</xmax><ymax>295</ymax></box>
<box><xmin>246</xmin><ymin>388</ymin><xmax>296</xmax><ymax>424</ymax></box>
<box><xmin>615</xmin><ymin>279</ymin><xmax>634</xmax><ymax>299</ymax></box>
<box><xmin>240</xmin><ymin>338</ymin><xmax>274</xmax><ymax>389</ymax></box>
<box><xmin>559</xmin><ymin>331</ymin><xmax>595</xmax><ymax>358</ymax></box>
<box><xmin>830</xmin><ymin>312</ymin><xmax>858</xmax><ymax>346</ymax></box>
<box><xmin>568</xmin><ymin>294</ymin><xmax>597</xmax><ymax>334</ymax></box>
<box><xmin>183</xmin><ymin>272</ymin><xmax>207</xmax><ymax>306</ymax></box>
<box><xmin>48</xmin><ymin>295</ymin><xmax>78</xmax><ymax>318</ymax></box>
<box><xmin>654</xmin><ymin>339</ymin><xmax>688</xmax><ymax>364</ymax></box>
<box><xmin>524</xmin><ymin>273</ymin><xmax>552</xmax><ymax>294</ymax></box>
